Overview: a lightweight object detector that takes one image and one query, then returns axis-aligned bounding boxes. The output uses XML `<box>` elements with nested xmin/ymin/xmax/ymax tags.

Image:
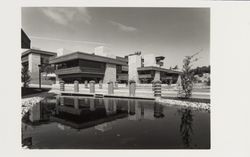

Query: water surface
<box><xmin>22</xmin><ymin>96</ymin><xmax>210</xmax><ymax>149</ymax></box>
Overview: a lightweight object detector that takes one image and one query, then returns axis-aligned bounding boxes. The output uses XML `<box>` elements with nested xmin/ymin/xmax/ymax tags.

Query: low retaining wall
<box><xmin>156</xmin><ymin>98</ymin><xmax>210</xmax><ymax>111</ymax></box>
<box><xmin>21</xmin><ymin>97</ymin><xmax>44</xmax><ymax>117</ymax></box>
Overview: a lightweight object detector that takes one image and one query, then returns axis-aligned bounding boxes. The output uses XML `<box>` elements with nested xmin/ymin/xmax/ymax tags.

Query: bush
<box><xmin>21</xmin><ymin>65</ymin><xmax>31</xmax><ymax>88</ymax></box>
<box><xmin>180</xmin><ymin>54</ymin><xmax>199</xmax><ymax>98</ymax></box>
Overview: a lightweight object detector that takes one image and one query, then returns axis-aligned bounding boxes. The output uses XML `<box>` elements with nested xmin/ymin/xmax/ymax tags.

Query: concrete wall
<box><xmin>154</xmin><ymin>71</ymin><xmax>161</xmax><ymax>81</ymax></box>
<box><xmin>143</xmin><ymin>54</ymin><xmax>157</xmax><ymax>67</ymax></box>
<box><xmin>27</xmin><ymin>53</ymin><xmax>54</xmax><ymax>85</ymax></box>
<box><xmin>128</xmin><ymin>55</ymin><xmax>141</xmax><ymax>83</ymax></box>
<box><xmin>28</xmin><ymin>53</ymin><xmax>41</xmax><ymax>82</ymax></box>
<box><xmin>103</xmin><ymin>63</ymin><xmax>117</xmax><ymax>83</ymax></box>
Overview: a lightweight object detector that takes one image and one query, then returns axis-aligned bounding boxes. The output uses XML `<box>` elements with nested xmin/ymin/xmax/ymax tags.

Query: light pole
<box><xmin>38</xmin><ymin>64</ymin><xmax>41</xmax><ymax>89</ymax></box>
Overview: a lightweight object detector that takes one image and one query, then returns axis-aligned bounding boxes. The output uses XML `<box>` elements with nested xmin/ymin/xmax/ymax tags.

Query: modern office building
<box><xmin>49</xmin><ymin>51</ymin><xmax>127</xmax><ymax>83</ymax></box>
<box><xmin>128</xmin><ymin>53</ymin><xmax>181</xmax><ymax>84</ymax></box>
<box><xmin>48</xmin><ymin>50</ymin><xmax>181</xmax><ymax>84</ymax></box>
<box><xmin>21</xmin><ymin>29</ymin><xmax>180</xmax><ymax>85</ymax></box>
<box><xmin>21</xmin><ymin>49</ymin><xmax>57</xmax><ymax>85</ymax></box>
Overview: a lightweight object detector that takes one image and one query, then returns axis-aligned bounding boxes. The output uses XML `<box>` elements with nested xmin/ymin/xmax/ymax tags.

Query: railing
<box><xmin>55</xmin><ymin>66</ymin><xmax>105</xmax><ymax>75</ymax></box>
<box><xmin>138</xmin><ymin>74</ymin><xmax>153</xmax><ymax>79</ymax></box>
<box><xmin>122</xmin><ymin>66</ymin><xmax>128</xmax><ymax>71</ymax></box>
<box><xmin>117</xmin><ymin>74</ymin><xmax>128</xmax><ymax>80</ymax></box>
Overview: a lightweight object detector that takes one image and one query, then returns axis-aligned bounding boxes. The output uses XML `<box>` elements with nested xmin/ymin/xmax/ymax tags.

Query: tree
<box><xmin>178</xmin><ymin>108</ymin><xmax>193</xmax><ymax>148</ymax></box>
<box><xmin>41</xmin><ymin>64</ymin><xmax>55</xmax><ymax>79</ymax></box>
<box><xmin>21</xmin><ymin>65</ymin><xmax>31</xmax><ymax>88</ymax></box>
<box><xmin>180</xmin><ymin>53</ymin><xmax>199</xmax><ymax>98</ymax></box>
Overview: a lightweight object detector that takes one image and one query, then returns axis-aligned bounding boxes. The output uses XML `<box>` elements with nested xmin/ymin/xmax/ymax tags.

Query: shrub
<box><xmin>21</xmin><ymin>65</ymin><xmax>31</xmax><ymax>88</ymax></box>
<box><xmin>180</xmin><ymin>54</ymin><xmax>198</xmax><ymax>98</ymax></box>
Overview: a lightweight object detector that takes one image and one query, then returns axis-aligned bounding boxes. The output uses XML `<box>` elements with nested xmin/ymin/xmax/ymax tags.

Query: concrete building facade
<box><xmin>128</xmin><ymin>52</ymin><xmax>181</xmax><ymax>84</ymax></box>
<box><xmin>22</xmin><ymin>49</ymin><xmax>57</xmax><ymax>85</ymax></box>
<box><xmin>49</xmin><ymin>51</ymin><xmax>127</xmax><ymax>83</ymax></box>
<box><xmin>128</xmin><ymin>54</ymin><xmax>142</xmax><ymax>83</ymax></box>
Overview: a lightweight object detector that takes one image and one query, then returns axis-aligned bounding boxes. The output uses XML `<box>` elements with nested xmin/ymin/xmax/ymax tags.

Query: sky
<box><xmin>22</xmin><ymin>7</ymin><xmax>210</xmax><ymax>68</ymax></box>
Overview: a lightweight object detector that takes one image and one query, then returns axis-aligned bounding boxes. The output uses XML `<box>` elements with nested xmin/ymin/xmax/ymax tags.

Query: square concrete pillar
<box><xmin>128</xmin><ymin>55</ymin><xmax>141</xmax><ymax>83</ymax></box>
<box><xmin>103</xmin><ymin>63</ymin><xmax>116</xmax><ymax>83</ymax></box>
<box><xmin>28</xmin><ymin>53</ymin><xmax>41</xmax><ymax>83</ymax></box>
<box><xmin>154</xmin><ymin>71</ymin><xmax>161</xmax><ymax>81</ymax></box>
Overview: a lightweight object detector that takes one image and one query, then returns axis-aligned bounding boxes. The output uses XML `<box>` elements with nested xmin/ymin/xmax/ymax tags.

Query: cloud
<box><xmin>41</xmin><ymin>7</ymin><xmax>92</xmax><ymax>26</ymax></box>
<box><xmin>30</xmin><ymin>36</ymin><xmax>106</xmax><ymax>45</ymax></box>
<box><xmin>110</xmin><ymin>21</ymin><xmax>137</xmax><ymax>32</ymax></box>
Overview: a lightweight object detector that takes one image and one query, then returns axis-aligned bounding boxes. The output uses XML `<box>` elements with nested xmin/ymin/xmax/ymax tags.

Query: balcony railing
<box><xmin>55</xmin><ymin>66</ymin><xmax>105</xmax><ymax>75</ymax></box>
<box><xmin>121</xmin><ymin>66</ymin><xmax>128</xmax><ymax>71</ymax></box>
<box><xmin>117</xmin><ymin>74</ymin><xmax>128</xmax><ymax>80</ymax></box>
<box><xmin>138</xmin><ymin>74</ymin><xmax>153</xmax><ymax>79</ymax></box>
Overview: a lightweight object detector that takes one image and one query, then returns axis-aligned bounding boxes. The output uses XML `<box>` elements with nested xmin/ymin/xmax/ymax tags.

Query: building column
<box><xmin>154</xmin><ymin>71</ymin><xmax>161</xmax><ymax>81</ymax></box>
<box><xmin>28</xmin><ymin>53</ymin><xmax>41</xmax><ymax>83</ymax></box>
<box><xmin>103</xmin><ymin>63</ymin><xmax>117</xmax><ymax>83</ymax></box>
<box><xmin>128</xmin><ymin>54</ymin><xmax>141</xmax><ymax>83</ymax></box>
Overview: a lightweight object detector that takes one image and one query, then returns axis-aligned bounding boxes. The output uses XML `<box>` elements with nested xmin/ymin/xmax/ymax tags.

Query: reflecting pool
<box><xmin>22</xmin><ymin>96</ymin><xmax>210</xmax><ymax>149</ymax></box>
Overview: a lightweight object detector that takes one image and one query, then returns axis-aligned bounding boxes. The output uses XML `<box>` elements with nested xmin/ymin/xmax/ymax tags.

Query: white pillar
<box><xmin>128</xmin><ymin>55</ymin><xmax>141</xmax><ymax>83</ymax></box>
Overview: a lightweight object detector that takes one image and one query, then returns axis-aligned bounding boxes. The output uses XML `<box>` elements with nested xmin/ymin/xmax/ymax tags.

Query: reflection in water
<box><xmin>90</xmin><ymin>98</ymin><xmax>95</xmax><ymax>111</ymax></box>
<box><xmin>22</xmin><ymin>96</ymin><xmax>210</xmax><ymax>149</ymax></box>
<box><xmin>95</xmin><ymin>122</ymin><xmax>113</xmax><ymax>132</ymax></box>
<box><xmin>50</xmin><ymin>97</ymin><xmax>128</xmax><ymax>130</ymax></box>
<box><xmin>128</xmin><ymin>100</ymin><xmax>136</xmax><ymax>115</ymax></box>
<box><xmin>178</xmin><ymin>108</ymin><xmax>193</xmax><ymax>148</ymax></box>
<box><xmin>154</xmin><ymin>103</ymin><xmax>165</xmax><ymax>118</ymax></box>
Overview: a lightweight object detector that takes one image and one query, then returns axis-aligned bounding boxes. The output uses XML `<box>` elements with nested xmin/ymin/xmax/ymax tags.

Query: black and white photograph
<box><xmin>21</xmin><ymin>7</ymin><xmax>210</xmax><ymax>149</ymax></box>
<box><xmin>1</xmin><ymin>0</ymin><xmax>250</xmax><ymax>156</ymax></box>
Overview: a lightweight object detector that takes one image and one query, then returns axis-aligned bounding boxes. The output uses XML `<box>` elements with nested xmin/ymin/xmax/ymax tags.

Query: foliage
<box><xmin>21</xmin><ymin>65</ymin><xmax>31</xmax><ymax>88</ymax></box>
<box><xmin>178</xmin><ymin>108</ymin><xmax>193</xmax><ymax>148</ymax></box>
<box><xmin>41</xmin><ymin>64</ymin><xmax>55</xmax><ymax>74</ymax></box>
<box><xmin>180</xmin><ymin>54</ymin><xmax>198</xmax><ymax>98</ymax></box>
<box><xmin>40</xmin><ymin>64</ymin><xmax>55</xmax><ymax>79</ymax></box>
<box><xmin>191</xmin><ymin>65</ymin><xmax>210</xmax><ymax>75</ymax></box>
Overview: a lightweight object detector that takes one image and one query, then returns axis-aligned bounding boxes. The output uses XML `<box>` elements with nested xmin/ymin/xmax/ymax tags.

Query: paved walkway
<box><xmin>51</xmin><ymin>87</ymin><xmax>210</xmax><ymax>100</ymax></box>
<box><xmin>26</xmin><ymin>83</ymin><xmax>210</xmax><ymax>100</ymax></box>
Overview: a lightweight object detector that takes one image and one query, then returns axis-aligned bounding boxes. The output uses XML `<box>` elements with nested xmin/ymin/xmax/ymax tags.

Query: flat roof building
<box><xmin>21</xmin><ymin>44</ymin><xmax>180</xmax><ymax>85</ymax></box>
<box><xmin>22</xmin><ymin>49</ymin><xmax>57</xmax><ymax>85</ymax></box>
<box><xmin>49</xmin><ymin>50</ymin><xmax>180</xmax><ymax>84</ymax></box>
<box><xmin>49</xmin><ymin>51</ymin><xmax>128</xmax><ymax>83</ymax></box>
<box><xmin>128</xmin><ymin>53</ymin><xmax>181</xmax><ymax>84</ymax></box>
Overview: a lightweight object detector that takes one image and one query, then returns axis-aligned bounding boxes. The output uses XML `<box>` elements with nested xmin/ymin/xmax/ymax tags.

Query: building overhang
<box><xmin>21</xmin><ymin>49</ymin><xmax>57</xmax><ymax>57</ymax></box>
<box><xmin>137</xmin><ymin>66</ymin><xmax>182</xmax><ymax>74</ymax></box>
<box><xmin>49</xmin><ymin>51</ymin><xmax>127</xmax><ymax>66</ymax></box>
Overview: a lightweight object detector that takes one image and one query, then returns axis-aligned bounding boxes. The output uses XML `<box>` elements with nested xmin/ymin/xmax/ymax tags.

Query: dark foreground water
<box><xmin>22</xmin><ymin>96</ymin><xmax>210</xmax><ymax>149</ymax></box>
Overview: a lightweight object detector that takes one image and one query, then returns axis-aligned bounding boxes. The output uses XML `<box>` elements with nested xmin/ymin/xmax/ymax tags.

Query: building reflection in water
<box><xmin>22</xmin><ymin>97</ymin><xmax>57</xmax><ymax>148</ymax></box>
<box><xmin>89</xmin><ymin>98</ymin><xmax>95</xmax><ymax>111</ymax></box>
<box><xmin>154</xmin><ymin>103</ymin><xmax>165</xmax><ymax>118</ymax></box>
<box><xmin>49</xmin><ymin>97</ymin><xmax>128</xmax><ymax>130</ymax></box>
<box><xmin>178</xmin><ymin>108</ymin><xmax>194</xmax><ymax>148</ymax></box>
<box><xmin>104</xmin><ymin>98</ymin><xmax>117</xmax><ymax>116</ymax></box>
<box><xmin>29</xmin><ymin>102</ymin><xmax>41</xmax><ymax>122</ymax></box>
<box><xmin>23</xmin><ymin>96</ymin><xmax>167</xmax><ymax>136</ymax></box>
